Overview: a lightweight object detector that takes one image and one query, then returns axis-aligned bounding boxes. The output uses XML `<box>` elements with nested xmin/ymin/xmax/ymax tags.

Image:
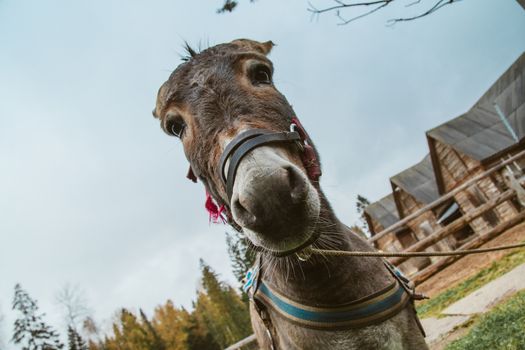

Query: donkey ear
<box><xmin>231</xmin><ymin>39</ymin><xmax>275</xmax><ymax>55</ymax></box>
<box><xmin>153</xmin><ymin>82</ymin><xmax>169</xmax><ymax>119</ymax></box>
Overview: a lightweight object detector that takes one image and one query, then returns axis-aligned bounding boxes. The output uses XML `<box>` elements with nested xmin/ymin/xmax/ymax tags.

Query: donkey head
<box><xmin>153</xmin><ymin>39</ymin><xmax>321</xmax><ymax>256</ymax></box>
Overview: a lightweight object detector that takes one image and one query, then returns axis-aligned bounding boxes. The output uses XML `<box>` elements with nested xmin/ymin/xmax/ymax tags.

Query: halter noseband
<box><xmin>218</xmin><ymin>128</ymin><xmax>302</xmax><ymax>200</ymax></box>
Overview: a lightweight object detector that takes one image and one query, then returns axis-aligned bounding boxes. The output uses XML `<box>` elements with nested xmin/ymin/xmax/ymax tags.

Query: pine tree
<box><xmin>100</xmin><ymin>309</ymin><xmax>166</xmax><ymax>350</ymax></box>
<box><xmin>356</xmin><ymin>194</ymin><xmax>372</xmax><ymax>237</ymax></box>
<box><xmin>84</xmin><ymin>263</ymin><xmax>251</xmax><ymax>350</ymax></box>
<box><xmin>12</xmin><ymin>283</ymin><xmax>64</xmax><ymax>350</ymax></box>
<box><xmin>67</xmin><ymin>326</ymin><xmax>87</xmax><ymax>350</ymax></box>
<box><xmin>196</xmin><ymin>261</ymin><xmax>252</xmax><ymax>348</ymax></box>
<box><xmin>225</xmin><ymin>231</ymin><xmax>256</xmax><ymax>283</ymax></box>
<box><xmin>152</xmin><ymin>301</ymin><xmax>191</xmax><ymax>350</ymax></box>
<box><xmin>139</xmin><ymin>309</ymin><xmax>165</xmax><ymax>350</ymax></box>
<box><xmin>184</xmin><ymin>310</ymin><xmax>219</xmax><ymax>350</ymax></box>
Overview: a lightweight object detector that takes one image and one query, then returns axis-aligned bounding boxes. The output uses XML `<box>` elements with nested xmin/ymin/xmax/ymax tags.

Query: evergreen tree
<box><xmin>12</xmin><ymin>283</ymin><xmax>64</xmax><ymax>350</ymax></box>
<box><xmin>356</xmin><ymin>194</ymin><xmax>372</xmax><ymax>237</ymax></box>
<box><xmin>67</xmin><ymin>326</ymin><xmax>87</xmax><ymax>350</ymax></box>
<box><xmin>139</xmin><ymin>309</ymin><xmax>165</xmax><ymax>350</ymax></box>
<box><xmin>196</xmin><ymin>261</ymin><xmax>252</xmax><ymax>348</ymax></box>
<box><xmin>85</xmin><ymin>263</ymin><xmax>251</xmax><ymax>350</ymax></box>
<box><xmin>103</xmin><ymin>309</ymin><xmax>165</xmax><ymax>350</ymax></box>
<box><xmin>225</xmin><ymin>231</ymin><xmax>256</xmax><ymax>283</ymax></box>
<box><xmin>184</xmin><ymin>311</ymin><xmax>219</xmax><ymax>350</ymax></box>
<box><xmin>152</xmin><ymin>301</ymin><xmax>191</xmax><ymax>350</ymax></box>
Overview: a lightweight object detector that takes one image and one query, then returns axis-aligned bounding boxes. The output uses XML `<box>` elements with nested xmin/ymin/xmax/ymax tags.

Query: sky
<box><xmin>0</xmin><ymin>0</ymin><xmax>524</xmax><ymax>347</ymax></box>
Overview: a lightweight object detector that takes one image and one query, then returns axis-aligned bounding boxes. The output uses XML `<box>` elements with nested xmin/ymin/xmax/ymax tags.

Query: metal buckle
<box><xmin>290</xmin><ymin>123</ymin><xmax>305</xmax><ymax>152</ymax></box>
<box><xmin>296</xmin><ymin>248</ymin><xmax>313</xmax><ymax>262</ymax></box>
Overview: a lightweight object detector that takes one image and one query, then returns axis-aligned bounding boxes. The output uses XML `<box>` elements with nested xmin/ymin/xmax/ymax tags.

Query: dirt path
<box><xmin>417</xmin><ymin>221</ymin><xmax>525</xmax><ymax>298</ymax></box>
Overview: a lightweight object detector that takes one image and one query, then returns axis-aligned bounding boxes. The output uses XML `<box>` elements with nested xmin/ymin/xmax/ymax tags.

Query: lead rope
<box><xmin>301</xmin><ymin>242</ymin><xmax>525</xmax><ymax>259</ymax></box>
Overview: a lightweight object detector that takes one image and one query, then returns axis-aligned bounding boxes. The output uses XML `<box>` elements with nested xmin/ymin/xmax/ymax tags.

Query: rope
<box><xmin>307</xmin><ymin>242</ymin><xmax>525</xmax><ymax>258</ymax></box>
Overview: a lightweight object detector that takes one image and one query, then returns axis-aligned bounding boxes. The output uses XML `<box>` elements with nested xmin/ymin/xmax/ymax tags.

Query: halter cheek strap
<box><xmin>291</xmin><ymin>117</ymin><xmax>322</xmax><ymax>181</ymax></box>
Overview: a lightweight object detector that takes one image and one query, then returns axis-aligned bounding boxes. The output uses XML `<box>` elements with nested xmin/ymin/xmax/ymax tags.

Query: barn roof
<box><xmin>427</xmin><ymin>52</ymin><xmax>525</xmax><ymax>163</ymax></box>
<box><xmin>364</xmin><ymin>194</ymin><xmax>400</xmax><ymax>234</ymax></box>
<box><xmin>390</xmin><ymin>154</ymin><xmax>440</xmax><ymax>206</ymax></box>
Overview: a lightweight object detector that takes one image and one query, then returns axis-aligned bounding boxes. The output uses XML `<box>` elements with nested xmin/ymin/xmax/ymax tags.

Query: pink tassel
<box><xmin>205</xmin><ymin>191</ymin><xmax>226</xmax><ymax>224</ymax></box>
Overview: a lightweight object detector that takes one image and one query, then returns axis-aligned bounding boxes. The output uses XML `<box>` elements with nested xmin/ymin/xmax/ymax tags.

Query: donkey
<box><xmin>152</xmin><ymin>39</ymin><xmax>428</xmax><ymax>350</ymax></box>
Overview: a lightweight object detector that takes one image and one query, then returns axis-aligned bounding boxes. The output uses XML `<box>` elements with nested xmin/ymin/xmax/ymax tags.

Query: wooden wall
<box><xmin>432</xmin><ymin>139</ymin><xmax>519</xmax><ymax>233</ymax></box>
<box><xmin>394</xmin><ymin>188</ymin><xmax>456</xmax><ymax>261</ymax></box>
<box><xmin>368</xmin><ymin>217</ymin><xmax>430</xmax><ymax>276</ymax></box>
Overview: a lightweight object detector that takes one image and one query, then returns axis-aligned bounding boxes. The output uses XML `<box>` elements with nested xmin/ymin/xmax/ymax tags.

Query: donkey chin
<box><xmin>230</xmin><ymin>146</ymin><xmax>321</xmax><ymax>256</ymax></box>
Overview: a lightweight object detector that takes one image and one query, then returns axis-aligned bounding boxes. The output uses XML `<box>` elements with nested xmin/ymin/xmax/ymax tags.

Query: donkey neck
<box><xmin>261</xmin><ymin>196</ymin><xmax>393</xmax><ymax>306</ymax></box>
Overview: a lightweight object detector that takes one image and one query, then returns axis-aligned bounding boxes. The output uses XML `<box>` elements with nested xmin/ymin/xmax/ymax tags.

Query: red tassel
<box><xmin>205</xmin><ymin>191</ymin><xmax>226</xmax><ymax>224</ymax></box>
<box><xmin>303</xmin><ymin>144</ymin><xmax>322</xmax><ymax>181</ymax></box>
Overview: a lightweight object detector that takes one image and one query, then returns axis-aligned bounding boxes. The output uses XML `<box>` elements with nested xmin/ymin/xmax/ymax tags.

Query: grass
<box><xmin>416</xmin><ymin>247</ymin><xmax>525</xmax><ymax>318</ymax></box>
<box><xmin>444</xmin><ymin>290</ymin><xmax>525</xmax><ymax>350</ymax></box>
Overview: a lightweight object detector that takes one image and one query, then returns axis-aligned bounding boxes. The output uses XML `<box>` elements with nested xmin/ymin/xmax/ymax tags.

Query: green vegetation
<box><xmin>92</xmin><ymin>260</ymin><xmax>252</xmax><ymax>350</ymax></box>
<box><xmin>445</xmin><ymin>290</ymin><xmax>525</xmax><ymax>350</ymax></box>
<box><xmin>11</xmin><ymin>261</ymin><xmax>252</xmax><ymax>350</ymax></box>
<box><xmin>417</xmin><ymin>247</ymin><xmax>525</xmax><ymax>318</ymax></box>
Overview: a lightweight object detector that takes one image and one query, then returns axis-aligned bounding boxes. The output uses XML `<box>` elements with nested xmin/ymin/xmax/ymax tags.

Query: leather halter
<box><xmin>185</xmin><ymin>117</ymin><xmax>321</xmax><ymax>230</ymax></box>
<box><xmin>218</xmin><ymin>128</ymin><xmax>302</xmax><ymax>200</ymax></box>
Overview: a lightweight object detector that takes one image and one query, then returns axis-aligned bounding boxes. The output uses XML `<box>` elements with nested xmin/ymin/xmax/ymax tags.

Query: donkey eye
<box><xmin>166</xmin><ymin>115</ymin><xmax>186</xmax><ymax>138</ymax></box>
<box><xmin>251</xmin><ymin>65</ymin><xmax>272</xmax><ymax>85</ymax></box>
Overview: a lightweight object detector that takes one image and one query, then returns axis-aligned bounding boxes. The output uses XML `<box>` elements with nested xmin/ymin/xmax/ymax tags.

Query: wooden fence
<box><xmin>224</xmin><ymin>334</ymin><xmax>258</xmax><ymax>350</ymax></box>
<box><xmin>372</xmin><ymin>148</ymin><xmax>525</xmax><ymax>285</ymax></box>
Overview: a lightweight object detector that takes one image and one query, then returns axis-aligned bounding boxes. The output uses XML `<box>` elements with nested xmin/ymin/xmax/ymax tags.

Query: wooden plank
<box><xmin>412</xmin><ymin>209</ymin><xmax>525</xmax><ymax>285</ymax></box>
<box><xmin>389</xmin><ymin>189</ymin><xmax>516</xmax><ymax>266</ymax></box>
<box><xmin>225</xmin><ymin>334</ymin><xmax>258</xmax><ymax>350</ymax></box>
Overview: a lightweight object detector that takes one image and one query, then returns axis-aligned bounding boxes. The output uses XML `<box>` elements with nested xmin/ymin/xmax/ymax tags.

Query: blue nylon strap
<box><xmin>254</xmin><ymin>280</ymin><xmax>410</xmax><ymax>329</ymax></box>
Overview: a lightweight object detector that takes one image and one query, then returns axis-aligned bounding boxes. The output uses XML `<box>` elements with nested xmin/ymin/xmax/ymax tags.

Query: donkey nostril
<box><xmin>287</xmin><ymin>166</ymin><xmax>308</xmax><ymax>204</ymax></box>
<box><xmin>232</xmin><ymin>197</ymin><xmax>257</xmax><ymax>227</ymax></box>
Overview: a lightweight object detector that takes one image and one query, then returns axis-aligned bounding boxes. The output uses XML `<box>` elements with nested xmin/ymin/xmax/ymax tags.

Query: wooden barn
<box><xmin>364</xmin><ymin>51</ymin><xmax>525</xmax><ymax>277</ymax></box>
<box><xmin>390</xmin><ymin>155</ymin><xmax>459</xmax><ymax>254</ymax></box>
<box><xmin>426</xmin><ymin>51</ymin><xmax>525</xmax><ymax>235</ymax></box>
<box><xmin>364</xmin><ymin>194</ymin><xmax>429</xmax><ymax>275</ymax></box>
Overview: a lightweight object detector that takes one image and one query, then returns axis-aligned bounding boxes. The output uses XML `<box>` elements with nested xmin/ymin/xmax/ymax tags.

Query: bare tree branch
<box><xmin>405</xmin><ymin>0</ymin><xmax>422</xmax><ymax>8</ymax></box>
<box><xmin>387</xmin><ymin>0</ymin><xmax>461</xmax><ymax>24</ymax></box>
<box><xmin>308</xmin><ymin>0</ymin><xmax>391</xmax><ymax>14</ymax></box>
<box><xmin>55</xmin><ymin>283</ymin><xmax>91</xmax><ymax>332</ymax></box>
<box><xmin>308</xmin><ymin>0</ymin><xmax>463</xmax><ymax>25</ymax></box>
<box><xmin>336</xmin><ymin>2</ymin><xmax>390</xmax><ymax>25</ymax></box>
